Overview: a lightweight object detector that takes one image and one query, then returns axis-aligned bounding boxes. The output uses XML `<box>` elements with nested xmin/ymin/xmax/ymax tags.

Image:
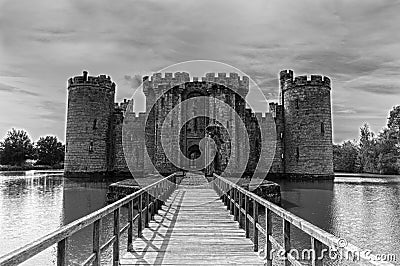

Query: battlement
<box><xmin>149</xmin><ymin>72</ymin><xmax>191</xmax><ymax>84</ymax></box>
<box><xmin>68</xmin><ymin>71</ymin><xmax>116</xmax><ymax>90</ymax></box>
<box><xmin>143</xmin><ymin>72</ymin><xmax>250</xmax><ymax>97</ymax></box>
<box><xmin>114</xmin><ymin>99</ymin><xmax>131</xmax><ymax>112</ymax></box>
<box><xmin>146</xmin><ymin>72</ymin><xmax>248</xmax><ymax>84</ymax></box>
<box><xmin>280</xmin><ymin>70</ymin><xmax>294</xmax><ymax>81</ymax></box>
<box><xmin>201</xmin><ymin>72</ymin><xmax>248</xmax><ymax>85</ymax></box>
<box><xmin>293</xmin><ymin>75</ymin><xmax>331</xmax><ymax>87</ymax></box>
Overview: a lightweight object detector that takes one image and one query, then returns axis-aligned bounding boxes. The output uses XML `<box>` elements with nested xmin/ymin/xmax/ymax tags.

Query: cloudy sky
<box><xmin>0</xmin><ymin>0</ymin><xmax>399</xmax><ymax>143</ymax></box>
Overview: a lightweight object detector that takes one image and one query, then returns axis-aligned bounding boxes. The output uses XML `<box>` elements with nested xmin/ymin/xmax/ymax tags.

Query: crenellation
<box><xmin>68</xmin><ymin>71</ymin><xmax>115</xmax><ymax>90</ymax></box>
<box><xmin>292</xmin><ymin>75</ymin><xmax>331</xmax><ymax>88</ymax></box>
<box><xmin>217</xmin><ymin>73</ymin><xmax>226</xmax><ymax>78</ymax></box>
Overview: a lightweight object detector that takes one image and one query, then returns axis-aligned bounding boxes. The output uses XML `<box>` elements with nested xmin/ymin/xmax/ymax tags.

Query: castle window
<box><xmin>226</xmin><ymin>121</ymin><xmax>229</xmax><ymax>128</ymax></box>
<box><xmin>89</xmin><ymin>141</ymin><xmax>94</xmax><ymax>153</ymax></box>
<box><xmin>93</xmin><ymin>119</ymin><xmax>98</xmax><ymax>130</ymax></box>
<box><xmin>171</xmin><ymin>119</ymin><xmax>174</xmax><ymax>128</ymax></box>
<box><xmin>161</xmin><ymin>97</ymin><xmax>165</xmax><ymax>109</ymax></box>
<box><xmin>295</xmin><ymin>99</ymin><xmax>299</xmax><ymax>109</ymax></box>
<box><xmin>321</xmin><ymin>122</ymin><xmax>325</xmax><ymax>135</ymax></box>
<box><xmin>296</xmin><ymin>147</ymin><xmax>299</xmax><ymax>162</ymax></box>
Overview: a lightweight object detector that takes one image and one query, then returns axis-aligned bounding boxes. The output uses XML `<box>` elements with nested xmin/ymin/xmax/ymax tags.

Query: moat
<box><xmin>0</xmin><ymin>171</ymin><xmax>399</xmax><ymax>265</ymax></box>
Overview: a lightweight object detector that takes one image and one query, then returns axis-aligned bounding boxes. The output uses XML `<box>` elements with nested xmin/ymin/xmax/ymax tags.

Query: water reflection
<box><xmin>0</xmin><ymin>171</ymin><xmax>113</xmax><ymax>265</ymax></box>
<box><xmin>277</xmin><ymin>179</ymin><xmax>400</xmax><ymax>265</ymax></box>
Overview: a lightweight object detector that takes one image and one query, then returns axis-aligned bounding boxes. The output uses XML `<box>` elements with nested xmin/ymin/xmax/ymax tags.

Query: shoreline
<box><xmin>334</xmin><ymin>172</ymin><xmax>400</xmax><ymax>178</ymax></box>
<box><xmin>0</xmin><ymin>166</ymin><xmax>63</xmax><ymax>172</ymax></box>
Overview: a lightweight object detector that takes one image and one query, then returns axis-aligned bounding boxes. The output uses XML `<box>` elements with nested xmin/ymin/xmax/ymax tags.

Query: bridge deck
<box><xmin>120</xmin><ymin>173</ymin><xmax>263</xmax><ymax>265</ymax></box>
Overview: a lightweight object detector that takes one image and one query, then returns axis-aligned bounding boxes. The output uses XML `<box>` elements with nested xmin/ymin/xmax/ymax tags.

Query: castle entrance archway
<box><xmin>188</xmin><ymin>144</ymin><xmax>201</xmax><ymax>169</ymax></box>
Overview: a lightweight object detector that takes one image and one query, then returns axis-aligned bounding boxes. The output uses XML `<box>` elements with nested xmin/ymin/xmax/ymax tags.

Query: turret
<box><xmin>281</xmin><ymin>70</ymin><xmax>333</xmax><ymax>179</ymax></box>
<box><xmin>65</xmin><ymin>71</ymin><xmax>116</xmax><ymax>178</ymax></box>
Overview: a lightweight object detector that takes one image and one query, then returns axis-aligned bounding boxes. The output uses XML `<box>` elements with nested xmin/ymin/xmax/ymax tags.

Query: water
<box><xmin>275</xmin><ymin>178</ymin><xmax>400</xmax><ymax>265</ymax></box>
<box><xmin>0</xmin><ymin>171</ymin><xmax>122</xmax><ymax>265</ymax></box>
<box><xmin>0</xmin><ymin>172</ymin><xmax>399</xmax><ymax>265</ymax></box>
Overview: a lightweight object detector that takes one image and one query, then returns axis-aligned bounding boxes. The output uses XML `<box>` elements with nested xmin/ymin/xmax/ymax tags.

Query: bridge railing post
<box><xmin>57</xmin><ymin>237</ymin><xmax>68</xmax><ymax>266</ymax></box>
<box><xmin>311</xmin><ymin>237</ymin><xmax>323</xmax><ymax>266</ymax></box>
<box><xmin>127</xmin><ymin>200</ymin><xmax>133</xmax><ymax>252</ymax></box>
<box><xmin>138</xmin><ymin>194</ymin><xmax>143</xmax><ymax>237</ymax></box>
<box><xmin>238</xmin><ymin>192</ymin><xmax>242</xmax><ymax>228</ymax></box>
<box><xmin>234</xmin><ymin>189</ymin><xmax>238</xmax><ymax>221</ymax></box>
<box><xmin>283</xmin><ymin>219</ymin><xmax>291</xmax><ymax>266</ymax></box>
<box><xmin>92</xmin><ymin>219</ymin><xmax>101</xmax><ymax>266</ymax></box>
<box><xmin>244</xmin><ymin>195</ymin><xmax>249</xmax><ymax>238</ymax></box>
<box><xmin>253</xmin><ymin>200</ymin><xmax>258</xmax><ymax>252</ymax></box>
<box><xmin>113</xmin><ymin>208</ymin><xmax>120</xmax><ymax>266</ymax></box>
<box><xmin>265</xmin><ymin>208</ymin><xmax>272</xmax><ymax>266</ymax></box>
<box><xmin>223</xmin><ymin>182</ymin><xmax>227</xmax><ymax>206</ymax></box>
<box><xmin>150</xmin><ymin>189</ymin><xmax>155</xmax><ymax>220</ymax></box>
<box><xmin>230</xmin><ymin>188</ymin><xmax>234</xmax><ymax>215</ymax></box>
<box><xmin>155</xmin><ymin>185</ymin><xmax>159</xmax><ymax>215</ymax></box>
<box><xmin>226</xmin><ymin>185</ymin><xmax>230</xmax><ymax>211</ymax></box>
<box><xmin>144</xmin><ymin>192</ymin><xmax>149</xmax><ymax>227</ymax></box>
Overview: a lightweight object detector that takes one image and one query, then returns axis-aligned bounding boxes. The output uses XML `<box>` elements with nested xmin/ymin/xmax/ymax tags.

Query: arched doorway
<box><xmin>188</xmin><ymin>144</ymin><xmax>201</xmax><ymax>169</ymax></box>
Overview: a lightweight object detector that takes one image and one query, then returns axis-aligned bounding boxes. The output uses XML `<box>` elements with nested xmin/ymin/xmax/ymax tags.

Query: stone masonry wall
<box><xmin>282</xmin><ymin>71</ymin><xmax>334</xmax><ymax>176</ymax></box>
<box><xmin>65</xmin><ymin>71</ymin><xmax>115</xmax><ymax>177</ymax></box>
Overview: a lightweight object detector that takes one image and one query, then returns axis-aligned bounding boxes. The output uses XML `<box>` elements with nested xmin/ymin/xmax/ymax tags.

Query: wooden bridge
<box><xmin>0</xmin><ymin>172</ymin><xmax>394</xmax><ymax>266</ymax></box>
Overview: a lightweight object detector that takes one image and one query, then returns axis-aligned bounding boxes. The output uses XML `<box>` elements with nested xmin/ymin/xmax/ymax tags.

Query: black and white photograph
<box><xmin>0</xmin><ymin>0</ymin><xmax>399</xmax><ymax>265</ymax></box>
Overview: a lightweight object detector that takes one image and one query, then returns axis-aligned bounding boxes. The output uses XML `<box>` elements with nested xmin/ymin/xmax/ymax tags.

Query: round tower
<box><xmin>65</xmin><ymin>71</ymin><xmax>116</xmax><ymax>178</ymax></box>
<box><xmin>281</xmin><ymin>70</ymin><xmax>333</xmax><ymax>179</ymax></box>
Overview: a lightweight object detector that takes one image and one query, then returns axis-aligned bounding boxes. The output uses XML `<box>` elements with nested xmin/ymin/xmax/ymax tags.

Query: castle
<box><xmin>64</xmin><ymin>70</ymin><xmax>334</xmax><ymax>180</ymax></box>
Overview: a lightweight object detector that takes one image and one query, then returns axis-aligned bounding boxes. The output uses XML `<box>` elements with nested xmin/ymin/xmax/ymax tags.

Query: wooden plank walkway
<box><xmin>120</xmin><ymin>173</ymin><xmax>263</xmax><ymax>265</ymax></box>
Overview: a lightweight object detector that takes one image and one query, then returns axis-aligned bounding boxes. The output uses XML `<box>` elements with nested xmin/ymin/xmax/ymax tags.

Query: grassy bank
<box><xmin>0</xmin><ymin>165</ymin><xmax>63</xmax><ymax>172</ymax></box>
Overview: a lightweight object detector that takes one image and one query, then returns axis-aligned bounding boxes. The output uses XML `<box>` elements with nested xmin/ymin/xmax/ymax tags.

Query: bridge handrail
<box><xmin>0</xmin><ymin>174</ymin><xmax>177</xmax><ymax>266</ymax></box>
<box><xmin>212</xmin><ymin>174</ymin><xmax>395</xmax><ymax>266</ymax></box>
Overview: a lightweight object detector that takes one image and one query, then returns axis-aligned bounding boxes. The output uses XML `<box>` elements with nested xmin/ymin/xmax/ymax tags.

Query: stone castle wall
<box><xmin>281</xmin><ymin>70</ymin><xmax>333</xmax><ymax>178</ymax></box>
<box><xmin>65</xmin><ymin>71</ymin><xmax>115</xmax><ymax>177</ymax></box>
<box><xmin>65</xmin><ymin>70</ymin><xmax>334</xmax><ymax>180</ymax></box>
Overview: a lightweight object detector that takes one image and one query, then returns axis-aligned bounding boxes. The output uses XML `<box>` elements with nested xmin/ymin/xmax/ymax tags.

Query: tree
<box><xmin>35</xmin><ymin>136</ymin><xmax>65</xmax><ymax>166</ymax></box>
<box><xmin>388</xmin><ymin>105</ymin><xmax>400</xmax><ymax>132</ymax></box>
<box><xmin>376</xmin><ymin>129</ymin><xmax>398</xmax><ymax>174</ymax></box>
<box><xmin>357</xmin><ymin>123</ymin><xmax>379</xmax><ymax>173</ymax></box>
<box><xmin>377</xmin><ymin>106</ymin><xmax>400</xmax><ymax>174</ymax></box>
<box><xmin>333</xmin><ymin>141</ymin><xmax>359</xmax><ymax>172</ymax></box>
<box><xmin>0</xmin><ymin>128</ymin><xmax>34</xmax><ymax>165</ymax></box>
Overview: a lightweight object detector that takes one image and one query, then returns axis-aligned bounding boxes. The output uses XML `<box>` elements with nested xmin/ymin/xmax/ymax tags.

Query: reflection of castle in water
<box><xmin>65</xmin><ymin>70</ymin><xmax>334</xmax><ymax>180</ymax></box>
<box><xmin>62</xmin><ymin>179</ymin><xmax>109</xmax><ymax>224</ymax></box>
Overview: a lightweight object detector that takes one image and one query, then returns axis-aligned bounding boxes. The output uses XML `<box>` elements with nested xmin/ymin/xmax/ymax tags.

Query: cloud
<box><xmin>1</xmin><ymin>0</ymin><xmax>400</xmax><ymax>143</ymax></box>
<box><xmin>0</xmin><ymin>83</ymin><xmax>40</xmax><ymax>97</ymax></box>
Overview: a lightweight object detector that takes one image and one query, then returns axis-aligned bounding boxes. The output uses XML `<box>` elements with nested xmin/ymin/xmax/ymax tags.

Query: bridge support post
<box><xmin>245</xmin><ymin>195</ymin><xmax>249</xmax><ymax>238</ymax></box>
<box><xmin>127</xmin><ymin>200</ymin><xmax>133</xmax><ymax>252</ymax></box>
<box><xmin>57</xmin><ymin>237</ymin><xmax>68</xmax><ymax>266</ymax></box>
<box><xmin>230</xmin><ymin>189</ymin><xmax>234</xmax><ymax>215</ymax></box>
<box><xmin>138</xmin><ymin>194</ymin><xmax>143</xmax><ymax>236</ymax></box>
<box><xmin>238</xmin><ymin>192</ymin><xmax>242</xmax><ymax>228</ymax></box>
<box><xmin>234</xmin><ymin>189</ymin><xmax>238</xmax><ymax>221</ymax></box>
<box><xmin>144</xmin><ymin>192</ymin><xmax>149</xmax><ymax>227</ymax></box>
<box><xmin>311</xmin><ymin>237</ymin><xmax>323</xmax><ymax>266</ymax></box>
<box><xmin>265</xmin><ymin>209</ymin><xmax>272</xmax><ymax>266</ymax></box>
<box><xmin>92</xmin><ymin>219</ymin><xmax>101</xmax><ymax>266</ymax></box>
<box><xmin>253</xmin><ymin>200</ymin><xmax>258</xmax><ymax>252</ymax></box>
<box><xmin>223</xmin><ymin>183</ymin><xmax>228</xmax><ymax>206</ymax></box>
<box><xmin>113</xmin><ymin>208</ymin><xmax>120</xmax><ymax>266</ymax></box>
<box><xmin>283</xmin><ymin>219</ymin><xmax>291</xmax><ymax>266</ymax></box>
